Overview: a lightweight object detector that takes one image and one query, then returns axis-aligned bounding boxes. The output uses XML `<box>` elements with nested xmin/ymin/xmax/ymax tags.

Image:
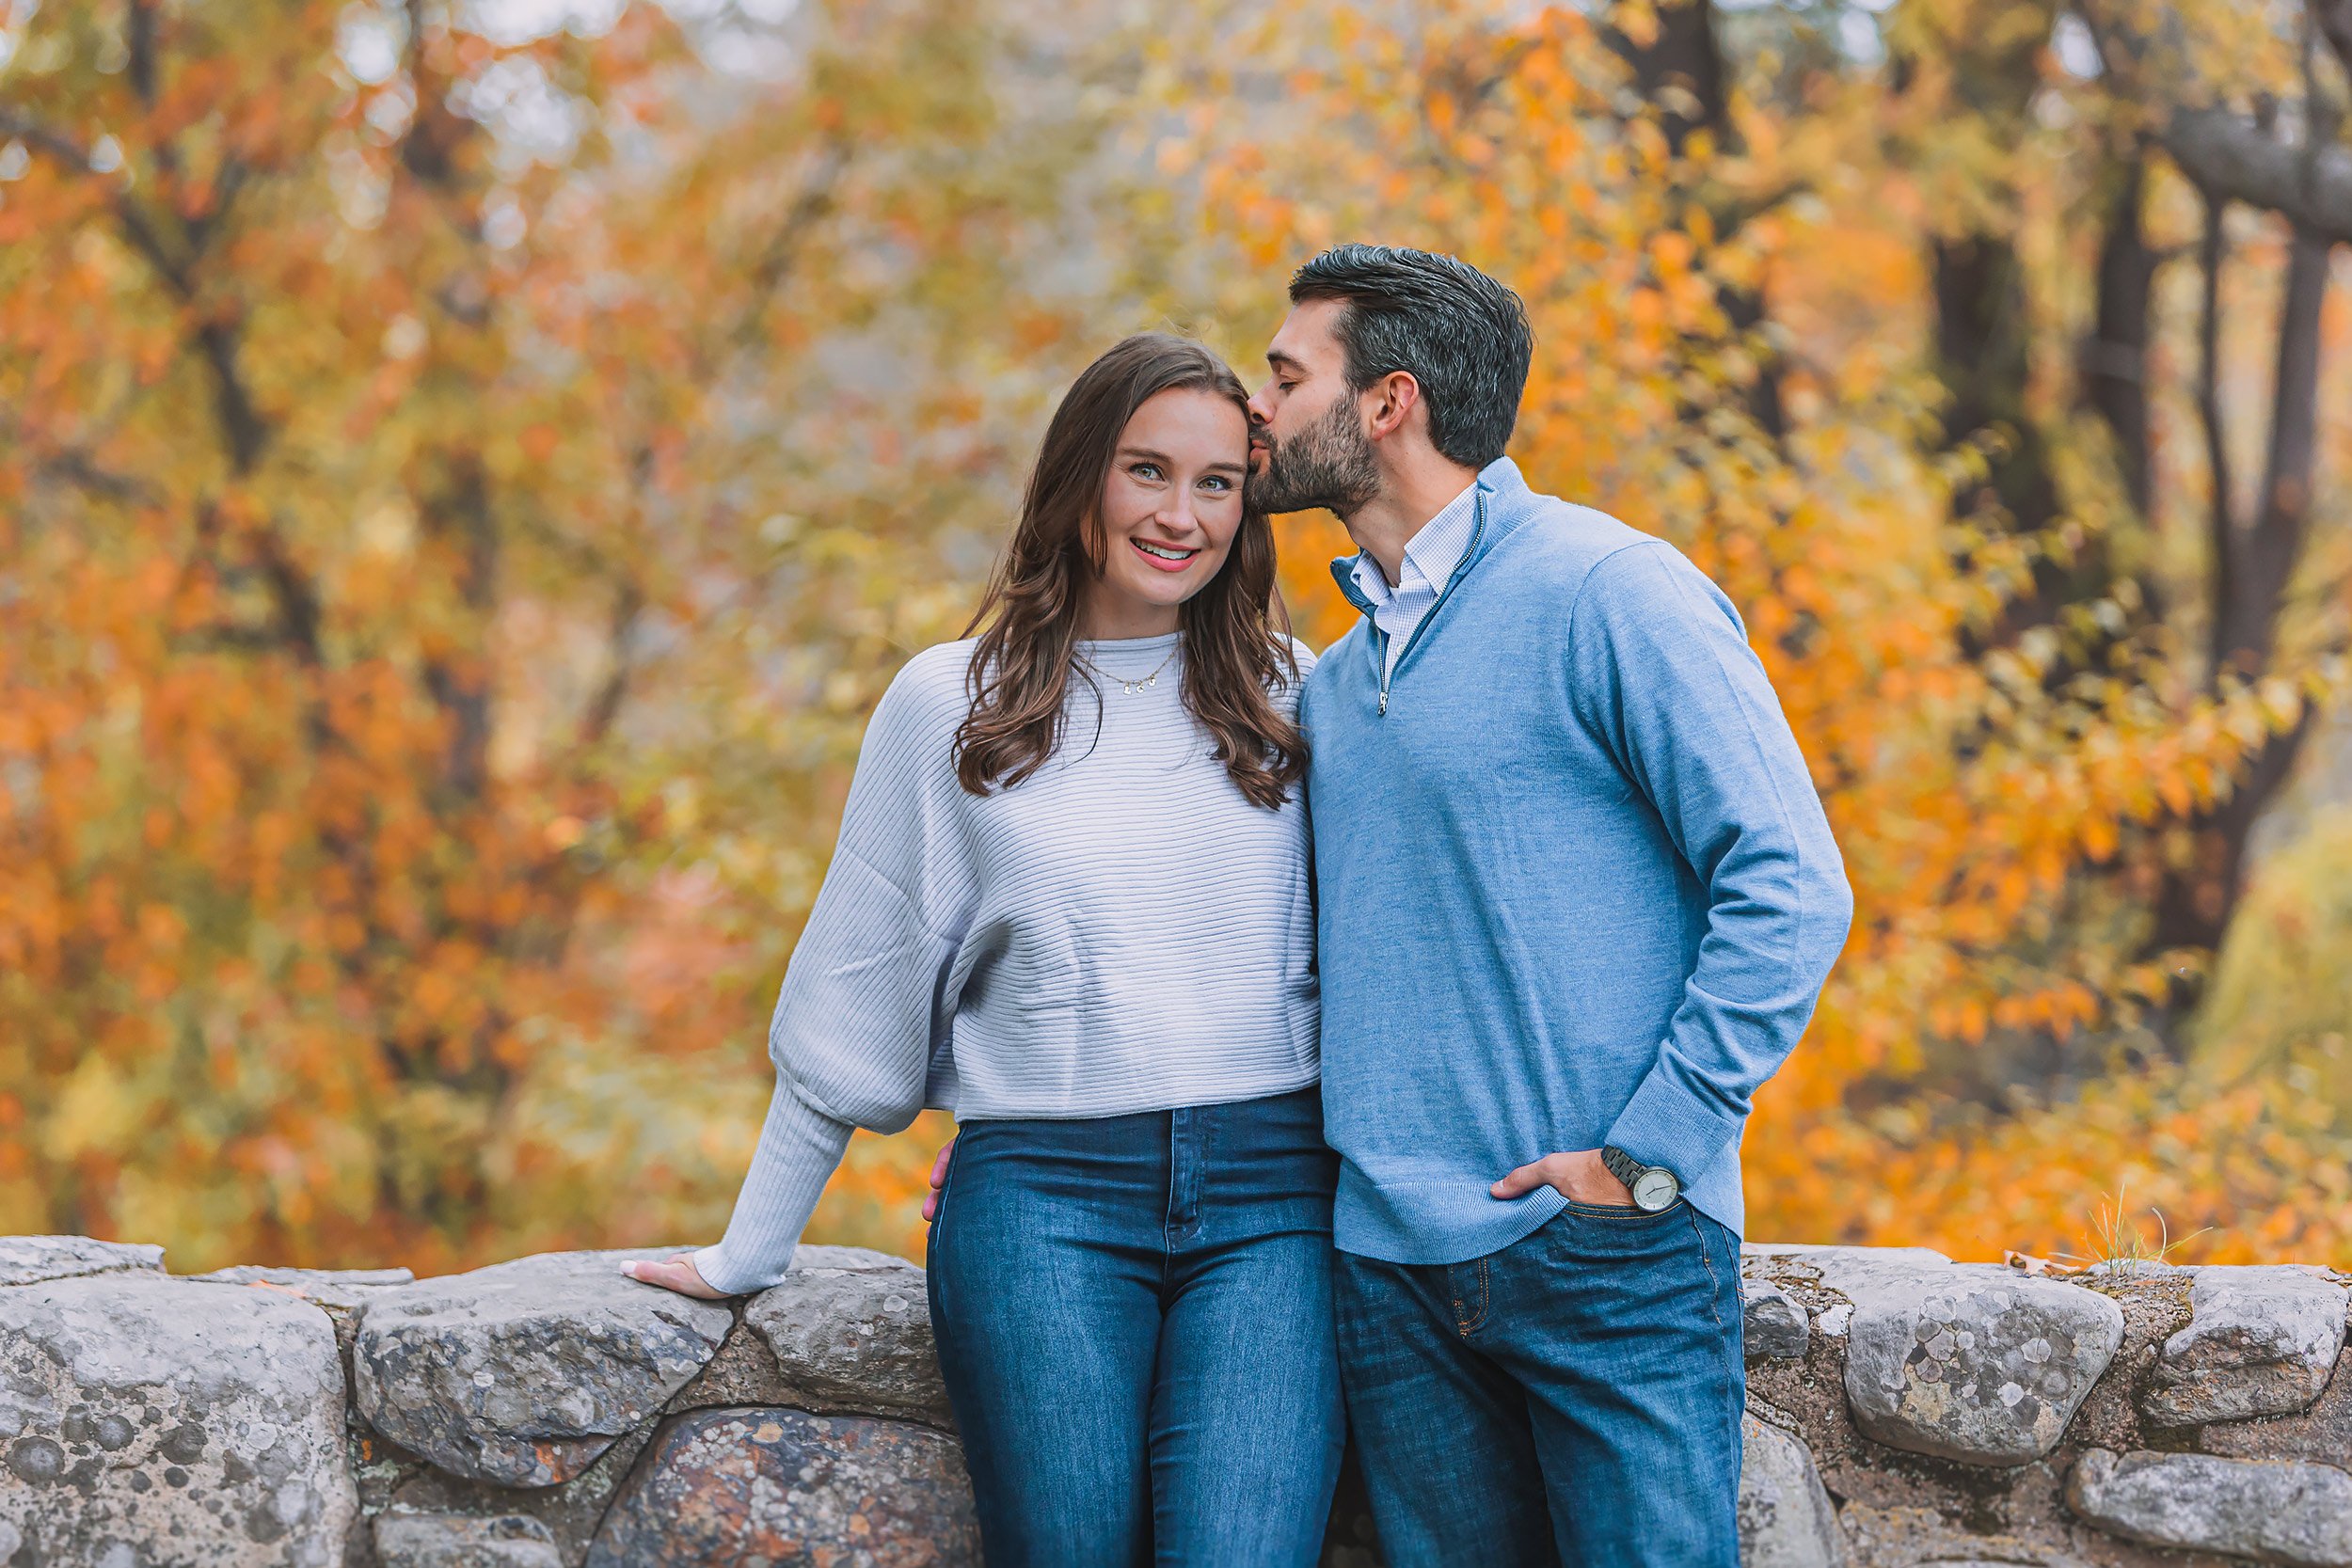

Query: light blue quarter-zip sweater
<box><xmin>1303</xmin><ymin>456</ymin><xmax>1852</xmax><ymax>1266</ymax></box>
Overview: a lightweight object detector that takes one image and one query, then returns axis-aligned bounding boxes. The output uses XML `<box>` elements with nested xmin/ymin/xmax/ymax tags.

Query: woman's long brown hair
<box><xmin>955</xmin><ymin>334</ymin><xmax>1306</xmax><ymax>810</ymax></box>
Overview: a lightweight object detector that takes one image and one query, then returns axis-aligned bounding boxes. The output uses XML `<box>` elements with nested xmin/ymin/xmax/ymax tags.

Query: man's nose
<box><xmin>1246</xmin><ymin>386</ymin><xmax>1275</xmax><ymax>428</ymax></box>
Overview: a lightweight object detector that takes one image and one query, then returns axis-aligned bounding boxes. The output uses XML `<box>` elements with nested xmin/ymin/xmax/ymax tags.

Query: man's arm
<box><xmin>1572</xmin><ymin>540</ymin><xmax>1854</xmax><ymax>1187</ymax></box>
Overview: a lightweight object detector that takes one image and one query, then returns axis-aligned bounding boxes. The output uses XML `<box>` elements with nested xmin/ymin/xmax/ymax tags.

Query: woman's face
<box><xmin>1086</xmin><ymin>387</ymin><xmax>1249</xmax><ymax>636</ymax></box>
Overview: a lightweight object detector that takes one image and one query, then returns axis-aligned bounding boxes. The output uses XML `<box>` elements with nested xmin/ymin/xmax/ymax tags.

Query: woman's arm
<box><xmin>628</xmin><ymin>649</ymin><xmax>974</xmax><ymax>1297</ymax></box>
<box><xmin>626</xmin><ymin>1087</ymin><xmax>850</xmax><ymax>1296</ymax></box>
<box><xmin>668</xmin><ymin>1085</ymin><xmax>855</xmax><ymax>1293</ymax></box>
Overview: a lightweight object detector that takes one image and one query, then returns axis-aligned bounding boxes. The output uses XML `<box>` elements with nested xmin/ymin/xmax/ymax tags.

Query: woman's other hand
<box><xmin>924</xmin><ymin>1137</ymin><xmax>956</xmax><ymax>1222</ymax></box>
<box><xmin>621</xmin><ymin>1254</ymin><xmax>728</xmax><ymax>1299</ymax></box>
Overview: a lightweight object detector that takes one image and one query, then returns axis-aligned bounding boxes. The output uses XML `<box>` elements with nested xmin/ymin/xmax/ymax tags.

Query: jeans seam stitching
<box><xmin>1458</xmin><ymin>1257</ymin><xmax>1490</xmax><ymax>1335</ymax></box>
<box><xmin>1687</xmin><ymin>1205</ymin><xmax>1726</xmax><ymax>1335</ymax></box>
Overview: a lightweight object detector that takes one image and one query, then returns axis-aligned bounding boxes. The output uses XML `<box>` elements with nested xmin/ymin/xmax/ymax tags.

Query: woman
<box><xmin>626</xmin><ymin>334</ymin><xmax>1340</xmax><ymax>1565</ymax></box>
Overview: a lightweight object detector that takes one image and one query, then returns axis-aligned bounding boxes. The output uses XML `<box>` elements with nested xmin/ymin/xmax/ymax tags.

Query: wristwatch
<box><xmin>1600</xmin><ymin>1146</ymin><xmax>1680</xmax><ymax>1212</ymax></box>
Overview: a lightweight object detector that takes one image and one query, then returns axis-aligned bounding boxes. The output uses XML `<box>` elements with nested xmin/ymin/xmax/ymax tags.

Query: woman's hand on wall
<box><xmin>621</xmin><ymin>1255</ymin><xmax>728</xmax><ymax>1299</ymax></box>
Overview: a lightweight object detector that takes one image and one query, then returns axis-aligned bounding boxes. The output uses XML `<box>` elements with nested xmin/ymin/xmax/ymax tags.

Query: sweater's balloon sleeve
<box><xmin>695</xmin><ymin>652</ymin><xmax>976</xmax><ymax>1294</ymax></box>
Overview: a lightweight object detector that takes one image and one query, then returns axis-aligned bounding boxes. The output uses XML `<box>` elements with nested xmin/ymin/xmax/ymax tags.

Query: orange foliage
<box><xmin>4</xmin><ymin>0</ymin><xmax>2345</xmax><ymax>1272</ymax></box>
<box><xmin>1184</xmin><ymin>1</ymin><xmax>2352</xmax><ymax>1263</ymax></box>
<box><xmin>1</xmin><ymin>0</ymin><xmax>1083</xmax><ymax>1268</ymax></box>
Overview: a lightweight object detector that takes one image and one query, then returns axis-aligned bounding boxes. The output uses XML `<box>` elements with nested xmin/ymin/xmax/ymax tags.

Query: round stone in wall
<box><xmin>2066</xmin><ymin>1448</ymin><xmax>2352</xmax><ymax>1565</ymax></box>
<box><xmin>1737</xmin><ymin>1413</ymin><xmax>1849</xmax><ymax>1567</ymax></box>
<box><xmin>1742</xmin><ymin>1278</ymin><xmax>1812</xmax><ymax>1361</ymax></box>
<box><xmin>350</xmin><ymin>1249</ymin><xmax>733</xmax><ymax>1488</ymax></box>
<box><xmin>744</xmin><ymin>1245</ymin><xmax>952</xmax><ymax>1427</ymax></box>
<box><xmin>2142</xmin><ymin>1266</ymin><xmax>2350</xmax><ymax>1427</ymax></box>
<box><xmin>586</xmin><ymin>1407</ymin><xmax>977</xmax><ymax>1567</ymax></box>
<box><xmin>0</xmin><ymin>1272</ymin><xmax>356</xmax><ymax>1566</ymax></box>
<box><xmin>1842</xmin><ymin>1263</ymin><xmax>2124</xmax><ymax>1465</ymax></box>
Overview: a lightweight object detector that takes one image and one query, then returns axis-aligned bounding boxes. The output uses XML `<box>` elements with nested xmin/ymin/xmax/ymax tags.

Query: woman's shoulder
<box><xmin>1262</xmin><ymin>635</ymin><xmax>1316</xmax><ymax>719</ymax></box>
<box><xmin>892</xmin><ymin>638</ymin><xmax>981</xmax><ymax>689</ymax></box>
<box><xmin>869</xmin><ymin>641</ymin><xmax>978</xmax><ymax>738</ymax></box>
<box><xmin>1272</xmin><ymin>635</ymin><xmax>1318</xmax><ymax>692</ymax></box>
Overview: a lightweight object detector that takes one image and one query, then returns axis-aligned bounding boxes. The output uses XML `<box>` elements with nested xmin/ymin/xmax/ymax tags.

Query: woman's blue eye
<box><xmin>1133</xmin><ymin>462</ymin><xmax>1163</xmax><ymax>481</ymax></box>
<box><xmin>1200</xmin><ymin>475</ymin><xmax>1232</xmax><ymax>492</ymax></box>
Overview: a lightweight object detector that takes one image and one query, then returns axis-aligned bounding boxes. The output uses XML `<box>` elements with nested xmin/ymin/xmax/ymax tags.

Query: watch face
<box><xmin>1632</xmin><ymin>1169</ymin><xmax>1678</xmax><ymax>1212</ymax></box>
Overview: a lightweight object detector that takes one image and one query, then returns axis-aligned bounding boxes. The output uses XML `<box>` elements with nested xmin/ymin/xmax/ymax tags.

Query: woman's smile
<box><xmin>1131</xmin><ymin>537</ymin><xmax>1201</xmax><ymax>571</ymax></box>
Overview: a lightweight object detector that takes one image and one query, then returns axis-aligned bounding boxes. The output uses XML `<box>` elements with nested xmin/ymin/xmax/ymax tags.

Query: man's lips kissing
<box><xmin>1132</xmin><ymin>538</ymin><xmax>1199</xmax><ymax>573</ymax></box>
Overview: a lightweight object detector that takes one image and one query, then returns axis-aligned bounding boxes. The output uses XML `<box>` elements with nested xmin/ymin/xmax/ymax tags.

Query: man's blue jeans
<box><xmin>926</xmin><ymin>1085</ymin><xmax>1344</xmax><ymax>1566</ymax></box>
<box><xmin>1334</xmin><ymin>1198</ymin><xmax>1745</xmax><ymax>1567</ymax></box>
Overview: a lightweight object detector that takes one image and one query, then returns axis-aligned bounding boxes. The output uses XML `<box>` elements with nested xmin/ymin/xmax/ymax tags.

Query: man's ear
<box><xmin>1359</xmin><ymin>371</ymin><xmax>1424</xmax><ymax>445</ymax></box>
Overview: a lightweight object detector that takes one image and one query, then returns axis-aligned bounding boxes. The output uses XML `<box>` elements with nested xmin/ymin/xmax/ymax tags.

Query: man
<box><xmin>1249</xmin><ymin>244</ymin><xmax>1851</xmax><ymax>1566</ymax></box>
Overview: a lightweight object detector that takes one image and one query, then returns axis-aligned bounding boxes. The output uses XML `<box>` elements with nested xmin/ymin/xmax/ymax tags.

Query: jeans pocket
<box><xmin>1547</xmin><ymin>1200</ymin><xmax>1705</xmax><ymax>1274</ymax></box>
<box><xmin>1561</xmin><ymin>1196</ymin><xmax>1684</xmax><ymax>1221</ymax></box>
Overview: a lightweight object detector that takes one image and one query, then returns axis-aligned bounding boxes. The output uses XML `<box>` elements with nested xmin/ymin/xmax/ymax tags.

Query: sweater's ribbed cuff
<box><xmin>691</xmin><ymin>1243</ymin><xmax>766</xmax><ymax>1298</ymax></box>
<box><xmin>1603</xmin><ymin>1049</ymin><xmax>1743</xmax><ymax>1187</ymax></box>
<box><xmin>692</xmin><ymin>1080</ymin><xmax>854</xmax><ymax>1296</ymax></box>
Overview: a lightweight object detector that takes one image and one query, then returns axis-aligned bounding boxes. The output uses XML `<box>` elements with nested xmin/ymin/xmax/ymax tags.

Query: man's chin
<box><xmin>1249</xmin><ymin>468</ymin><xmax>1308</xmax><ymax>515</ymax></box>
<box><xmin>1255</xmin><ymin>484</ymin><xmax>1328</xmax><ymax>515</ymax></box>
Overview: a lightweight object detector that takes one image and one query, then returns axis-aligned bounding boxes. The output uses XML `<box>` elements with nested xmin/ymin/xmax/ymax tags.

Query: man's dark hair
<box><xmin>1288</xmin><ymin>244</ymin><xmax>1533</xmax><ymax>470</ymax></box>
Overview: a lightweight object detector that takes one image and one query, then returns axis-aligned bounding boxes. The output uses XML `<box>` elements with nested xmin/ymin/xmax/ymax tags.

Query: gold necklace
<box><xmin>1085</xmin><ymin>641</ymin><xmax>1179</xmax><ymax>695</ymax></box>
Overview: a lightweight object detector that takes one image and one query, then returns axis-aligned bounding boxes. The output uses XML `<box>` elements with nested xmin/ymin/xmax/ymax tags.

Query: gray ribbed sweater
<box><xmin>694</xmin><ymin>632</ymin><xmax>1320</xmax><ymax>1294</ymax></box>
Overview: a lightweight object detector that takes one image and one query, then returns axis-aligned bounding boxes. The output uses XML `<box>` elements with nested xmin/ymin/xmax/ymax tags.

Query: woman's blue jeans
<box><xmin>925</xmin><ymin>1085</ymin><xmax>1344</xmax><ymax>1567</ymax></box>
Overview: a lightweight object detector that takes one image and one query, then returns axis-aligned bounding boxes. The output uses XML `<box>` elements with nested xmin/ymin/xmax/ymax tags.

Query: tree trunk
<box><xmin>2083</xmin><ymin>159</ymin><xmax>2156</xmax><ymax>516</ymax></box>
<box><xmin>2150</xmin><ymin>216</ymin><xmax>2333</xmax><ymax>953</ymax></box>
<box><xmin>1935</xmin><ymin>233</ymin><xmax>2059</xmax><ymax>536</ymax></box>
<box><xmin>1613</xmin><ymin>0</ymin><xmax>1787</xmax><ymax>438</ymax></box>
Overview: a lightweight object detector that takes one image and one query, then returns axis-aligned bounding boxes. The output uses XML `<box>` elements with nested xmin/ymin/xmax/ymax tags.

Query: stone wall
<box><xmin>2</xmin><ymin>1233</ymin><xmax>2346</xmax><ymax>1566</ymax></box>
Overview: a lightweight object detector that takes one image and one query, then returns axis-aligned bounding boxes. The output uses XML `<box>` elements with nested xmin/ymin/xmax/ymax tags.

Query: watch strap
<box><xmin>1599</xmin><ymin>1145</ymin><xmax>1648</xmax><ymax>1190</ymax></box>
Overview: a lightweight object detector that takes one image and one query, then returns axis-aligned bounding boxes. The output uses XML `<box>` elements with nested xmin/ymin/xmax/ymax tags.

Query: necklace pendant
<box><xmin>1093</xmin><ymin>644</ymin><xmax>1175</xmax><ymax>697</ymax></box>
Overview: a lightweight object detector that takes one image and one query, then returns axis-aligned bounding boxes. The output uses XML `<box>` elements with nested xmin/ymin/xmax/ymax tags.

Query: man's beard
<box><xmin>1252</xmin><ymin>396</ymin><xmax>1379</xmax><ymax>517</ymax></box>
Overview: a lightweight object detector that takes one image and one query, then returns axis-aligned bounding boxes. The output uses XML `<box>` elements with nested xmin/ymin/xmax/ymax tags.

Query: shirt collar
<box><xmin>1345</xmin><ymin>481</ymin><xmax>1480</xmax><ymax>608</ymax></box>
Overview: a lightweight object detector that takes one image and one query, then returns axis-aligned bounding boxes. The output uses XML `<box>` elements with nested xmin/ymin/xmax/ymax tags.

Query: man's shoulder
<box><xmin>1308</xmin><ymin>614</ymin><xmax>1370</xmax><ymax>657</ymax></box>
<box><xmin>1497</xmin><ymin>502</ymin><xmax>1745</xmax><ymax>650</ymax></box>
<box><xmin>1298</xmin><ymin>624</ymin><xmax>1366</xmax><ymax>730</ymax></box>
<box><xmin>1483</xmin><ymin>489</ymin><xmax>1675</xmax><ymax>598</ymax></box>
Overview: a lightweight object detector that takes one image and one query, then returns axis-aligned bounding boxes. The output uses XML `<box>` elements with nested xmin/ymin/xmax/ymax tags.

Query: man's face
<box><xmin>1248</xmin><ymin>298</ymin><xmax>1378</xmax><ymax>517</ymax></box>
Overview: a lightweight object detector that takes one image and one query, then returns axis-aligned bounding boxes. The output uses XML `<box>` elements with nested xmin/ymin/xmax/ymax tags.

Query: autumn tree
<box><xmin>1160</xmin><ymin>0</ymin><xmax>2350</xmax><ymax>1259</ymax></box>
<box><xmin>0</xmin><ymin>0</ymin><xmax>1158</xmax><ymax>1268</ymax></box>
<box><xmin>6</xmin><ymin>0</ymin><xmax>2347</xmax><ymax>1272</ymax></box>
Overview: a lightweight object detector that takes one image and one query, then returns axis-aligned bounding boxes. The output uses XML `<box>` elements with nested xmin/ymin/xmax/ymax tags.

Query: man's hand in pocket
<box><xmin>1490</xmin><ymin>1148</ymin><xmax>1634</xmax><ymax>1207</ymax></box>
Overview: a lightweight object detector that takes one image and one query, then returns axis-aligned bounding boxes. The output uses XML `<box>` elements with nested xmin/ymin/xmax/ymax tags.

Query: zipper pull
<box><xmin>1378</xmin><ymin>688</ymin><xmax>1389</xmax><ymax>717</ymax></box>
